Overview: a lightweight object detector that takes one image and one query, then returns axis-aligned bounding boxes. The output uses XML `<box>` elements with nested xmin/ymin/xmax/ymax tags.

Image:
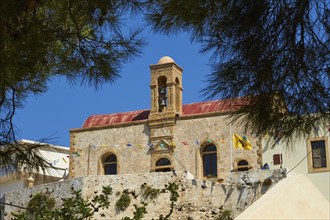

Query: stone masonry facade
<box><xmin>70</xmin><ymin>114</ymin><xmax>261</xmax><ymax>181</ymax></box>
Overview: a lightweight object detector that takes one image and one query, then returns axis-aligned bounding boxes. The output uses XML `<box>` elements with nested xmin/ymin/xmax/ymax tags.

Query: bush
<box><xmin>12</xmin><ymin>185</ymin><xmax>112</xmax><ymax>220</ymax></box>
<box><xmin>116</xmin><ymin>193</ymin><xmax>131</xmax><ymax>211</ymax></box>
<box><xmin>140</xmin><ymin>184</ymin><xmax>160</xmax><ymax>200</ymax></box>
<box><xmin>215</xmin><ymin>209</ymin><xmax>233</xmax><ymax>220</ymax></box>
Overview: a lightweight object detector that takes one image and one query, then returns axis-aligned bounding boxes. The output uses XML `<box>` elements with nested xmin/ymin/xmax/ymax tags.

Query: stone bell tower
<box><xmin>149</xmin><ymin>56</ymin><xmax>183</xmax><ymax>117</ymax></box>
<box><xmin>148</xmin><ymin>56</ymin><xmax>183</xmax><ymax>170</ymax></box>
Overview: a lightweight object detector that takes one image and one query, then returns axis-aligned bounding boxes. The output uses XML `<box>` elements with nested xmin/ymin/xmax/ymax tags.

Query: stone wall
<box><xmin>3</xmin><ymin>170</ymin><xmax>286</xmax><ymax>219</ymax></box>
<box><xmin>70</xmin><ymin>114</ymin><xmax>260</xmax><ymax>180</ymax></box>
<box><xmin>70</xmin><ymin>123</ymin><xmax>151</xmax><ymax>177</ymax></box>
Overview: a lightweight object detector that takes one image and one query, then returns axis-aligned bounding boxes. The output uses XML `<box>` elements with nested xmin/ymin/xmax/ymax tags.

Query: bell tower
<box><xmin>148</xmin><ymin>56</ymin><xmax>183</xmax><ymax>147</ymax></box>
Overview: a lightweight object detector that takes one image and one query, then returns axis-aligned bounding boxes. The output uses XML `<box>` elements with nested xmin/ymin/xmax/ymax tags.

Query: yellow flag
<box><xmin>232</xmin><ymin>133</ymin><xmax>252</xmax><ymax>150</ymax></box>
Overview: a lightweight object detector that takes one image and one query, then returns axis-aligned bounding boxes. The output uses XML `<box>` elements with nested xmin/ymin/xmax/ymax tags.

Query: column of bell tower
<box><xmin>148</xmin><ymin>56</ymin><xmax>183</xmax><ymax>146</ymax></box>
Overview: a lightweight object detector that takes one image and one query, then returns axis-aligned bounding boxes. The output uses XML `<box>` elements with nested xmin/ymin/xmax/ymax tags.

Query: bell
<box><xmin>160</xmin><ymin>99</ymin><xmax>166</xmax><ymax>106</ymax></box>
<box><xmin>160</xmin><ymin>87</ymin><xmax>166</xmax><ymax>94</ymax></box>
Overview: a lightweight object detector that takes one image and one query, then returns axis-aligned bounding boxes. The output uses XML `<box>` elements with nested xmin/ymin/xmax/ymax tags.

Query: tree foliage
<box><xmin>1</xmin><ymin>0</ymin><xmax>329</xmax><ymax>173</ymax></box>
<box><xmin>0</xmin><ymin>0</ymin><xmax>146</xmax><ymax>173</ymax></box>
<box><xmin>146</xmin><ymin>0</ymin><xmax>330</xmax><ymax>143</ymax></box>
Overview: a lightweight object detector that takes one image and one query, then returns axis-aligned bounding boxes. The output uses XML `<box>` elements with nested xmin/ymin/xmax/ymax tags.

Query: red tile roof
<box><xmin>82</xmin><ymin>98</ymin><xmax>248</xmax><ymax>128</ymax></box>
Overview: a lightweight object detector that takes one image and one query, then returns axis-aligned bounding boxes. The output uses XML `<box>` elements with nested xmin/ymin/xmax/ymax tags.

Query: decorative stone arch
<box><xmin>233</xmin><ymin>158</ymin><xmax>252</xmax><ymax>171</ymax></box>
<box><xmin>98</xmin><ymin>151</ymin><xmax>119</xmax><ymax>175</ymax></box>
<box><xmin>150</xmin><ymin>153</ymin><xmax>174</xmax><ymax>172</ymax></box>
<box><xmin>158</xmin><ymin>75</ymin><xmax>167</xmax><ymax>86</ymax></box>
<box><xmin>149</xmin><ymin>139</ymin><xmax>175</xmax><ymax>172</ymax></box>
<box><xmin>175</xmin><ymin>77</ymin><xmax>180</xmax><ymax>85</ymax></box>
<box><xmin>196</xmin><ymin>140</ymin><xmax>219</xmax><ymax>179</ymax></box>
<box><xmin>174</xmin><ymin>77</ymin><xmax>181</xmax><ymax>113</ymax></box>
<box><xmin>157</xmin><ymin>76</ymin><xmax>168</xmax><ymax>112</ymax></box>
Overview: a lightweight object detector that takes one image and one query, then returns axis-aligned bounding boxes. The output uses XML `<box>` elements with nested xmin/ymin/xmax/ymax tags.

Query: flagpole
<box><xmin>230</xmin><ymin>122</ymin><xmax>233</xmax><ymax>171</ymax></box>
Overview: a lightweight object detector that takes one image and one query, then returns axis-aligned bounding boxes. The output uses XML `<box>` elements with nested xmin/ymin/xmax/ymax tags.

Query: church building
<box><xmin>69</xmin><ymin>56</ymin><xmax>262</xmax><ymax>180</ymax></box>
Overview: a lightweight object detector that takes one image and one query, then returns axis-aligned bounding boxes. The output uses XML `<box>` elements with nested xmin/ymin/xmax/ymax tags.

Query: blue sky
<box><xmin>14</xmin><ymin>30</ymin><xmax>213</xmax><ymax>147</ymax></box>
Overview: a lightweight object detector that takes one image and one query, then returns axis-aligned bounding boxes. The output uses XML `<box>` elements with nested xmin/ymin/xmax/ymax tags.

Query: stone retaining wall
<box><xmin>3</xmin><ymin>170</ymin><xmax>286</xmax><ymax>219</ymax></box>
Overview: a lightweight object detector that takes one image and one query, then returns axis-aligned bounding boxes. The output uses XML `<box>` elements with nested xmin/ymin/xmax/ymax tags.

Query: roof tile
<box><xmin>82</xmin><ymin>98</ymin><xmax>248</xmax><ymax>128</ymax></box>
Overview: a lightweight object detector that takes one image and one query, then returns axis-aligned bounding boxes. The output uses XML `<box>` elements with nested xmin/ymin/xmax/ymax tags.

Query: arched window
<box><xmin>202</xmin><ymin>144</ymin><xmax>217</xmax><ymax>177</ymax></box>
<box><xmin>103</xmin><ymin>154</ymin><xmax>117</xmax><ymax>175</ymax></box>
<box><xmin>155</xmin><ymin>158</ymin><xmax>172</xmax><ymax>172</ymax></box>
<box><xmin>237</xmin><ymin>160</ymin><xmax>249</xmax><ymax>171</ymax></box>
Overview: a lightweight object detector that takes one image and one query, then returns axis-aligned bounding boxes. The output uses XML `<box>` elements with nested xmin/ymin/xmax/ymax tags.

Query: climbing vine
<box><xmin>161</xmin><ymin>182</ymin><xmax>179</xmax><ymax>220</ymax></box>
<box><xmin>12</xmin><ymin>192</ymin><xmax>56</xmax><ymax>220</ymax></box>
<box><xmin>11</xmin><ymin>185</ymin><xmax>112</xmax><ymax>220</ymax></box>
<box><xmin>10</xmin><ymin>182</ymin><xmax>181</xmax><ymax>220</ymax></box>
<box><xmin>122</xmin><ymin>203</ymin><xmax>148</xmax><ymax>220</ymax></box>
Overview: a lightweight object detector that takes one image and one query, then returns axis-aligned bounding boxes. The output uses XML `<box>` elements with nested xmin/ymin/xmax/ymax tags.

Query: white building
<box><xmin>0</xmin><ymin>140</ymin><xmax>69</xmax><ymax>199</ymax></box>
<box><xmin>262</xmin><ymin>125</ymin><xmax>330</xmax><ymax>201</ymax></box>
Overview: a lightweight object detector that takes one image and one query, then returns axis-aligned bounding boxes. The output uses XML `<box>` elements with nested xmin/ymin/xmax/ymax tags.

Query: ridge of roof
<box><xmin>20</xmin><ymin>139</ymin><xmax>69</xmax><ymax>151</ymax></box>
<box><xmin>82</xmin><ymin>98</ymin><xmax>248</xmax><ymax>128</ymax></box>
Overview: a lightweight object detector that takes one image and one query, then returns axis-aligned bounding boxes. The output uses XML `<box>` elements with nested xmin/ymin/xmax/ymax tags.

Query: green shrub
<box><xmin>116</xmin><ymin>193</ymin><xmax>131</xmax><ymax>211</ymax></box>
<box><xmin>140</xmin><ymin>184</ymin><xmax>160</xmax><ymax>200</ymax></box>
<box><xmin>12</xmin><ymin>192</ymin><xmax>56</xmax><ymax>220</ymax></box>
<box><xmin>12</xmin><ymin>185</ymin><xmax>112</xmax><ymax>220</ymax></box>
<box><xmin>122</xmin><ymin>203</ymin><xmax>147</xmax><ymax>220</ymax></box>
<box><xmin>214</xmin><ymin>209</ymin><xmax>233</xmax><ymax>220</ymax></box>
